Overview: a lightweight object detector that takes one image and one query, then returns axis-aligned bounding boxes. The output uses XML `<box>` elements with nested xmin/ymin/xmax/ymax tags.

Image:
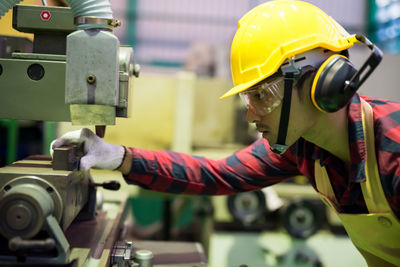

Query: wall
<box><xmin>349</xmin><ymin>46</ymin><xmax>400</xmax><ymax>101</ymax></box>
<box><xmin>122</xmin><ymin>0</ymin><xmax>368</xmax><ymax>74</ymax></box>
<box><xmin>57</xmin><ymin>72</ymin><xmax>236</xmax><ymax>151</ymax></box>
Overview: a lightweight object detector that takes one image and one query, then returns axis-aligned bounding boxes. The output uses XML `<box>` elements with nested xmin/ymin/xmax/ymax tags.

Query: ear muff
<box><xmin>311</xmin><ymin>55</ymin><xmax>357</xmax><ymax>112</ymax></box>
<box><xmin>310</xmin><ymin>35</ymin><xmax>383</xmax><ymax>113</ymax></box>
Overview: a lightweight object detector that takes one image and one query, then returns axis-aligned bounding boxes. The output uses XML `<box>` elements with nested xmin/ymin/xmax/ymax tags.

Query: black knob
<box><xmin>94</xmin><ymin>181</ymin><xmax>121</xmax><ymax>191</ymax></box>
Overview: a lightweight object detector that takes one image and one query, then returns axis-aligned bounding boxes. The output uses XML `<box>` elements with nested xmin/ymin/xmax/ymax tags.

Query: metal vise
<box><xmin>0</xmin><ymin>147</ymin><xmax>93</xmax><ymax>264</ymax></box>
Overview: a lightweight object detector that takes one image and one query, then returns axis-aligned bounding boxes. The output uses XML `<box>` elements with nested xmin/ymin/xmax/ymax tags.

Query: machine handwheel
<box><xmin>282</xmin><ymin>199</ymin><xmax>324</xmax><ymax>239</ymax></box>
<box><xmin>227</xmin><ymin>190</ymin><xmax>266</xmax><ymax>225</ymax></box>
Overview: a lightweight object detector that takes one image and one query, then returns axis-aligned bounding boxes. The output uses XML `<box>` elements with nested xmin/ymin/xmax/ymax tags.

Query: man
<box><xmin>52</xmin><ymin>1</ymin><xmax>400</xmax><ymax>266</ymax></box>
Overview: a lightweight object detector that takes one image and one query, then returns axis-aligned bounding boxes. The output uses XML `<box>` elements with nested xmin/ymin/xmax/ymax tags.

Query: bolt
<box><xmin>86</xmin><ymin>74</ymin><xmax>96</xmax><ymax>84</ymax></box>
<box><xmin>129</xmin><ymin>64</ymin><xmax>141</xmax><ymax>77</ymax></box>
<box><xmin>109</xmin><ymin>19</ymin><xmax>121</xmax><ymax>28</ymax></box>
<box><xmin>378</xmin><ymin>216</ymin><xmax>392</xmax><ymax>228</ymax></box>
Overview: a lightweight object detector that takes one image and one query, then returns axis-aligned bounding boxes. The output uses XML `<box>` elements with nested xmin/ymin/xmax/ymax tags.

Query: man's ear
<box><xmin>295</xmin><ymin>67</ymin><xmax>315</xmax><ymax>101</ymax></box>
<box><xmin>298</xmin><ymin>67</ymin><xmax>315</xmax><ymax>88</ymax></box>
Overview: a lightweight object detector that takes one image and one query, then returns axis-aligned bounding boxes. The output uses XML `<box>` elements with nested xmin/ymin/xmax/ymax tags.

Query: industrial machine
<box><xmin>0</xmin><ymin>3</ymin><xmax>138</xmax><ymax>127</ymax></box>
<box><xmin>0</xmin><ymin>1</ymin><xmax>207</xmax><ymax>266</ymax></box>
<box><xmin>0</xmin><ymin>1</ymin><xmax>138</xmax><ymax>265</ymax></box>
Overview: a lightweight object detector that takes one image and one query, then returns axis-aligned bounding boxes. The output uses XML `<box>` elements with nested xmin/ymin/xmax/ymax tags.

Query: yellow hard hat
<box><xmin>221</xmin><ymin>0</ymin><xmax>358</xmax><ymax>99</ymax></box>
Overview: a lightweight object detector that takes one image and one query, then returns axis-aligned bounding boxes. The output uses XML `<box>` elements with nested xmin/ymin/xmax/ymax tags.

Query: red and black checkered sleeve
<box><xmin>123</xmin><ymin>139</ymin><xmax>301</xmax><ymax>195</ymax></box>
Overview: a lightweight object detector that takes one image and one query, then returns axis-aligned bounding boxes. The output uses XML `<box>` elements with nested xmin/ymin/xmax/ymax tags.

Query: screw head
<box><xmin>40</xmin><ymin>11</ymin><xmax>51</xmax><ymax>21</ymax></box>
<box><xmin>86</xmin><ymin>74</ymin><xmax>96</xmax><ymax>84</ymax></box>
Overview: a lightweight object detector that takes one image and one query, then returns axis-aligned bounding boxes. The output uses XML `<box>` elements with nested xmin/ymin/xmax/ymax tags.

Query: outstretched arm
<box><xmin>51</xmin><ymin>128</ymin><xmax>301</xmax><ymax>195</ymax></box>
<box><xmin>122</xmin><ymin>139</ymin><xmax>301</xmax><ymax>195</ymax></box>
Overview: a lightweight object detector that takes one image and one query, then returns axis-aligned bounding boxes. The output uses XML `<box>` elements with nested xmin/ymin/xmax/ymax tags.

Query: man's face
<box><xmin>245</xmin><ymin>95</ymin><xmax>283</xmax><ymax>145</ymax></box>
<box><xmin>244</xmin><ymin>74</ymin><xmax>317</xmax><ymax>147</ymax></box>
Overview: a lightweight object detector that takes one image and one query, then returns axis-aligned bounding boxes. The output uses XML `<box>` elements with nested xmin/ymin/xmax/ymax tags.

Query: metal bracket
<box><xmin>74</xmin><ymin>17</ymin><xmax>121</xmax><ymax>29</ymax></box>
<box><xmin>281</xmin><ymin>57</ymin><xmax>301</xmax><ymax>79</ymax></box>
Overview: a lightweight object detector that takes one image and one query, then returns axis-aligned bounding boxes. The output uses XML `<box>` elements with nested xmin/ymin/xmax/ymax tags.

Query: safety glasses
<box><xmin>239</xmin><ymin>77</ymin><xmax>284</xmax><ymax>116</ymax></box>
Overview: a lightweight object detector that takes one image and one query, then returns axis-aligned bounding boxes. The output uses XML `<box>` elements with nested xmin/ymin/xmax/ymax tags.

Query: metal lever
<box><xmin>9</xmin><ymin>236</ymin><xmax>55</xmax><ymax>251</ymax></box>
<box><xmin>93</xmin><ymin>180</ymin><xmax>121</xmax><ymax>191</ymax></box>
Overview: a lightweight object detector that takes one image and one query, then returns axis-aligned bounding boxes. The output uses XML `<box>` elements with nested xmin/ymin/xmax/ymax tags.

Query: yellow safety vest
<box><xmin>314</xmin><ymin>99</ymin><xmax>400</xmax><ymax>267</ymax></box>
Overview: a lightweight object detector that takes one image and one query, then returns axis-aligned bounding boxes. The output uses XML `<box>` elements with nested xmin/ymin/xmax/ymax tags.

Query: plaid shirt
<box><xmin>125</xmin><ymin>93</ymin><xmax>400</xmax><ymax>219</ymax></box>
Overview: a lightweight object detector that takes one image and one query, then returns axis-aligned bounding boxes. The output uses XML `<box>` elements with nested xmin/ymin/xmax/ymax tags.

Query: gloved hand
<box><xmin>50</xmin><ymin>128</ymin><xmax>125</xmax><ymax>171</ymax></box>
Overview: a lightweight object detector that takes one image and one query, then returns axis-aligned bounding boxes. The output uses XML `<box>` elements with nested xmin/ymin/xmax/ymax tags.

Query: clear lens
<box><xmin>240</xmin><ymin>77</ymin><xmax>284</xmax><ymax>116</ymax></box>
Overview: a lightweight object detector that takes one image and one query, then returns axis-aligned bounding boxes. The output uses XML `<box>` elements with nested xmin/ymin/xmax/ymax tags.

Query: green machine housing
<box><xmin>0</xmin><ymin>5</ymin><xmax>137</xmax><ymax>125</ymax></box>
<box><xmin>0</xmin><ymin>4</ymin><xmax>138</xmax><ymax>265</ymax></box>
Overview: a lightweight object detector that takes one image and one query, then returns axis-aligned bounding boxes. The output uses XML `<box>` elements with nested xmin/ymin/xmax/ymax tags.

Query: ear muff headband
<box><xmin>310</xmin><ymin>34</ymin><xmax>383</xmax><ymax>113</ymax></box>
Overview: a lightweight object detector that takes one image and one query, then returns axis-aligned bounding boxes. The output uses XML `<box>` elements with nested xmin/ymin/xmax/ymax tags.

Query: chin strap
<box><xmin>271</xmin><ymin>62</ymin><xmax>300</xmax><ymax>154</ymax></box>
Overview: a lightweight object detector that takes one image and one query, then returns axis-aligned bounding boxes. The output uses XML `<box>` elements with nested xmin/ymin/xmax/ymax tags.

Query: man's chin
<box><xmin>262</xmin><ymin>131</ymin><xmax>272</xmax><ymax>139</ymax></box>
<box><xmin>261</xmin><ymin>134</ymin><xmax>277</xmax><ymax>145</ymax></box>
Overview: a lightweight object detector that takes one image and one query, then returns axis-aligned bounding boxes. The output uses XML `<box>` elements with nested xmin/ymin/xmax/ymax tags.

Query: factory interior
<box><xmin>0</xmin><ymin>0</ymin><xmax>399</xmax><ymax>266</ymax></box>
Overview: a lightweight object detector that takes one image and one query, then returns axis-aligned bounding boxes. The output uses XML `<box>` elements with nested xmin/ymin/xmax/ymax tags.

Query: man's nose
<box><xmin>246</xmin><ymin>107</ymin><xmax>260</xmax><ymax>123</ymax></box>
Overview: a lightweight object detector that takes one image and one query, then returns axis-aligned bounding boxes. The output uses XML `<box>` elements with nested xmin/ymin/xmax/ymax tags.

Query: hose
<box><xmin>66</xmin><ymin>0</ymin><xmax>113</xmax><ymax>19</ymax></box>
<box><xmin>0</xmin><ymin>0</ymin><xmax>113</xmax><ymax>20</ymax></box>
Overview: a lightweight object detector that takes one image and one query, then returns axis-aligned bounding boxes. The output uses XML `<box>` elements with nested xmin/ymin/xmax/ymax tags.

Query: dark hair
<box><xmin>296</xmin><ymin>66</ymin><xmax>315</xmax><ymax>89</ymax></box>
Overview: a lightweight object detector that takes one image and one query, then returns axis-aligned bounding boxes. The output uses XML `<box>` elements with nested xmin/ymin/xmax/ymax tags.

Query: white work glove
<box><xmin>50</xmin><ymin>128</ymin><xmax>125</xmax><ymax>171</ymax></box>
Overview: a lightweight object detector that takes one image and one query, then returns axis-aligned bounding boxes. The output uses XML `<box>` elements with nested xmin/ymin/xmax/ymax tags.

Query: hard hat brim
<box><xmin>219</xmin><ymin>78</ymin><xmax>263</xmax><ymax>99</ymax></box>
